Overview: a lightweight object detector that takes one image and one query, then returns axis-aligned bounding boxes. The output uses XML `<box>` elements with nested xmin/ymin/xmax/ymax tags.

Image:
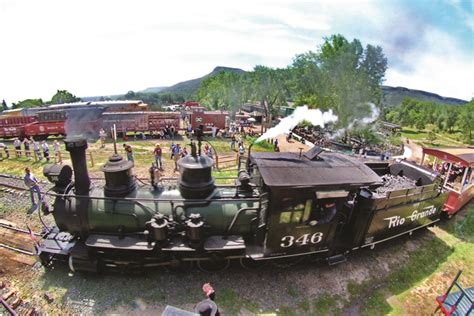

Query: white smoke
<box><xmin>329</xmin><ymin>102</ymin><xmax>379</xmax><ymax>139</ymax></box>
<box><xmin>256</xmin><ymin>106</ymin><xmax>338</xmax><ymax>143</ymax></box>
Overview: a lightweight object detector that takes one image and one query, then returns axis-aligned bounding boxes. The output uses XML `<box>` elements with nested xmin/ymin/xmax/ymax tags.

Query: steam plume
<box><xmin>256</xmin><ymin>106</ymin><xmax>338</xmax><ymax>143</ymax></box>
<box><xmin>329</xmin><ymin>102</ymin><xmax>379</xmax><ymax>139</ymax></box>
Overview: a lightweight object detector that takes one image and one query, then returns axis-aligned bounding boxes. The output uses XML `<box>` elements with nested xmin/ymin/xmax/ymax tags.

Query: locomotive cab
<box><xmin>246</xmin><ymin>147</ymin><xmax>382</xmax><ymax>262</ymax></box>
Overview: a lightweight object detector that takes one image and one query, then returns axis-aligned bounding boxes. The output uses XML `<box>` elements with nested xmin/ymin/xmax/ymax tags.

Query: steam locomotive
<box><xmin>38</xmin><ymin>137</ymin><xmax>450</xmax><ymax>272</ymax></box>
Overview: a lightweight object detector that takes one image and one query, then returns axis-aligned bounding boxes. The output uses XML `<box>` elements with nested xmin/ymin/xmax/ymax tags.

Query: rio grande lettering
<box><xmin>384</xmin><ymin>205</ymin><xmax>437</xmax><ymax>229</ymax></box>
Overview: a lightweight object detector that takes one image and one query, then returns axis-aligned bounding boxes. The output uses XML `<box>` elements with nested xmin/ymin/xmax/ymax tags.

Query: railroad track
<box><xmin>1</xmin><ymin>280</ymin><xmax>39</xmax><ymax>316</ymax></box>
<box><xmin>0</xmin><ymin>221</ymin><xmax>41</xmax><ymax>316</ymax></box>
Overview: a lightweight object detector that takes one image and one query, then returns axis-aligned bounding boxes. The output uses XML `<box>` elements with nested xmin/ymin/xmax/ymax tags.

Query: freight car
<box><xmin>189</xmin><ymin>107</ymin><xmax>228</xmax><ymax>133</ymax></box>
<box><xmin>36</xmin><ymin>137</ymin><xmax>463</xmax><ymax>273</ymax></box>
<box><xmin>102</xmin><ymin>111</ymin><xmax>181</xmax><ymax>136</ymax></box>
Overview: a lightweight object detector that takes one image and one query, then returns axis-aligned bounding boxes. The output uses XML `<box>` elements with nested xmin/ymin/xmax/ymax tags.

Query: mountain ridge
<box><xmin>84</xmin><ymin>66</ymin><xmax>469</xmax><ymax>107</ymax></box>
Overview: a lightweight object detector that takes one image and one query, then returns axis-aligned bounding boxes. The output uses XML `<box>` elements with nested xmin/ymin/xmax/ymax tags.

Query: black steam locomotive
<box><xmin>38</xmin><ymin>138</ymin><xmax>448</xmax><ymax>272</ymax></box>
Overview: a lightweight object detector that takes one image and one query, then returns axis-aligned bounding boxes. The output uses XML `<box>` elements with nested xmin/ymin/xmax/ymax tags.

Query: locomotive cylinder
<box><xmin>186</xmin><ymin>213</ymin><xmax>204</xmax><ymax>247</ymax></box>
<box><xmin>64</xmin><ymin>137</ymin><xmax>91</xmax><ymax>195</ymax></box>
<box><xmin>146</xmin><ymin>214</ymin><xmax>168</xmax><ymax>242</ymax></box>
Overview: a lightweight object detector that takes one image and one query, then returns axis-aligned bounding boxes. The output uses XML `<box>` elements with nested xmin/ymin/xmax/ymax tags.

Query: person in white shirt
<box><xmin>32</xmin><ymin>140</ymin><xmax>41</xmax><ymax>161</ymax></box>
<box><xmin>41</xmin><ymin>141</ymin><xmax>50</xmax><ymax>162</ymax></box>
<box><xmin>53</xmin><ymin>140</ymin><xmax>61</xmax><ymax>162</ymax></box>
<box><xmin>13</xmin><ymin>138</ymin><xmax>22</xmax><ymax>157</ymax></box>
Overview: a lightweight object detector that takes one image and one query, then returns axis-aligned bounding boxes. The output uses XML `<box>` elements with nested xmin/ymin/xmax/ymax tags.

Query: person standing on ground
<box><xmin>154</xmin><ymin>143</ymin><xmax>163</xmax><ymax>170</ymax></box>
<box><xmin>239</xmin><ymin>143</ymin><xmax>245</xmax><ymax>156</ymax></box>
<box><xmin>23</xmin><ymin>167</ymin><xmax>42</xmax><ymax>211</ymax></box>
<box><xmin>230</xmin><ymin>135</ymin><xmax>236</xmax><ymax>151</ymax></box>
<box><xmin>41</xmin><ymin>141</ymin><xmax>50</xmax><ymax>162</ymax></box>
<box><xmin>32</xmin><ymin>139</ymin><xmax>41</xmax><ymax>161</ymax></box>
<box><xmin>13</xmin><ymin>138</ymin><xmax>21</xmax><ymax>157</ymax></box>
<box><xmin>23</xmin><ymin>138</ymin><xmax>31</xmax><ymax>160</ymax></box>
<box><xmin>99</xmin><ymin>128</ymin><xmax>107</xmax><ymax>148</ymax></box>
<box><xmin>53</xmin><ymin>140</ymin><xmax>61</xmax><ymax>162</ymax></box>
<box><xmin>194</xmin><ymin>283</ymin><xmax>220</xmax><ymax>316</ymax></box>
<box><xmin>172</xmin><ymin>144</ymin><xmax>181</xmax><ymax>172</ymax></box>
<box><xmin>123</xmin><ymin>143</ymin><xmax>134</xmax><ymax>162</ymax></box>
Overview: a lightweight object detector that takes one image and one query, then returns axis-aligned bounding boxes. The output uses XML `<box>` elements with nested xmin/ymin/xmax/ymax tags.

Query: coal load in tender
<box><xmin>372</xmin><ymin>174</ymin><xmax>417</xmax><ymax>197</ymax></box>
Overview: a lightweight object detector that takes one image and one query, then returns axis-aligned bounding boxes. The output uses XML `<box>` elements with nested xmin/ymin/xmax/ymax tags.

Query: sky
<box><xmin>0</xmin><ymin>0</ymin><xmax>472</xmax><ymax>104</ymax></box>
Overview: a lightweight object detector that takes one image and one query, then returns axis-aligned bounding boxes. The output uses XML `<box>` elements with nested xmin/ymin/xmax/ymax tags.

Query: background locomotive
<box><xmin>37</xmin><ymin>136</ymin><xmax>452</xmax><ymax>272</ymax></box>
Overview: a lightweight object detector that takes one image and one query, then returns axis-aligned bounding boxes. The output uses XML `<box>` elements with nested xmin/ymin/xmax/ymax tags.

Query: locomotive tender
<box><xmin>38</xmin><ymin>137</ymin><xmax>449</xmax><ymax>272</ymax></box>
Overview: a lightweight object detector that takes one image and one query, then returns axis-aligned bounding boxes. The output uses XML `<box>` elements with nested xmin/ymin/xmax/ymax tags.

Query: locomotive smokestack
<box><xmin>64</xmin><ymin>137</ymin><xmax>91</xmax><ymax>195</ymax></box>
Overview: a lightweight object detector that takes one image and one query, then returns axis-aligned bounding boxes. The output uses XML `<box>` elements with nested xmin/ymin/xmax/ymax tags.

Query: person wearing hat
<box><xmin>24</xmin><ymin>167</ymin><xmax>42</xmax><ymax>211</ymax></box>
<box><xmin>194</xmin><ymin>283</ymin><xmax>220</xmax><ymax>316</ymax></box>
<box><xmin>123</xmin><ymin>143</ymin><xmax>133</xmax><ymax>162</ymax></box>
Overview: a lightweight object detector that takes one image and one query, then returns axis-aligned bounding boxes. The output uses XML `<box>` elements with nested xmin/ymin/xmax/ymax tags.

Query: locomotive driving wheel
<box><xmin>196</xmin><ymin>252</ymin><xmax>230</xmax><ymax>272</ymax></box>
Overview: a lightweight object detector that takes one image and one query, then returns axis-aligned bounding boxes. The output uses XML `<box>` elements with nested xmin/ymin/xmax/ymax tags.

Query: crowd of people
<box><xmin>0</xmin><ymin>137</ymin><xmax>64</xmax><ymax>162</ymax></box>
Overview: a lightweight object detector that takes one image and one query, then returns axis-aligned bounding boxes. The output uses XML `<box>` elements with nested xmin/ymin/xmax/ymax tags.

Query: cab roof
<box><xmin>250</xmin><ymin>151</ymin><xmax>382</xmax><ymax>189</ymax></box>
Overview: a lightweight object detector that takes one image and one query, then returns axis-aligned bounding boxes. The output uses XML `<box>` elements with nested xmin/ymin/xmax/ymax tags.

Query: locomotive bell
<box><xmin>101</xmin><ymin>153</ymin><xmax>137</xmax><ymax>197</ymax></box>
<box><xmin>178</xmin><ymin>154</ymin><xmax>215</xmax><ymax>199</ymax></box>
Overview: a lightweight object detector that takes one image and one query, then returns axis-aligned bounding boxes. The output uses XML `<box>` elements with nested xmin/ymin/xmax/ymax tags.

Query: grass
<box><xmin>358</xmin><ymin>203</ymin><xmax>474</xmax><ymax>314</ymax></box>
<box><xmin>401</xmin><ymin>127</ymin><xmax>467</xmax><ymax>148</ymax></box>
<box><xmin>313</xmin><ymin>294</ymin><xmax>341</xmax><ymax>315</ymax></box>
<box><xmin>0</xmin><ymin>134</ymin><xmax>271</xmax><ymax>182</ymax></box>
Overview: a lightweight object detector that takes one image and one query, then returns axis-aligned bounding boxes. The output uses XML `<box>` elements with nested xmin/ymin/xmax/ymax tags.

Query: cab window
<box><xmin>279</xmin><ymin>198</ymin><xmax>312</xmax><ymax>224</ymax></box>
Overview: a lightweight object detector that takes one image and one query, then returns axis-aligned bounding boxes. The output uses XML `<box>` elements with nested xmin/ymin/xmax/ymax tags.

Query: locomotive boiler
<box><xmin>37</xmin><ymin>138</ymin><xmax>449</xmax><ymax>272</ymax></box>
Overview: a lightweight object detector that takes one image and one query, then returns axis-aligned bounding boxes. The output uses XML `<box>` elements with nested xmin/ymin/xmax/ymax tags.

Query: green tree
<box><xmin>445</xmin><ymin>110</ymin><xmax>458</xmax><ymax>132</ymax></box>
<box><xmin>50</xmin><ymin>90</ymin><xmax>80</xmax><ymax>104</ymax></box>
<box><xmin>2</xmin><ymin>99</ymin><xmax>7</xmax><ymax>111</ymax></box>
<box><xmin>458</xmin><ymin>101</ymin><xmax>474</xmax><ymax>143</ymax></box>
<box><xmin>12</xmin><ymin>98</ymin><xmax>44</xmax><ymax>109</ymax></box>
<box><xmin>248</xmin><ymin>66</ymin><xmax>290</xmax><ymax>131</ymax></box>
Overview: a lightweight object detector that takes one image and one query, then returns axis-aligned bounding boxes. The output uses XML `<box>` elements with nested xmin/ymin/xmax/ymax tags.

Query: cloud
<box><xmin>385</xmin><ymin>28</ymin><xmax>473</xmax><ymax>100</ymax></box>
<box><xmin>0</xmin><ymin>0</ymin><xmax>471</xmax><ymax>102</ymax></box>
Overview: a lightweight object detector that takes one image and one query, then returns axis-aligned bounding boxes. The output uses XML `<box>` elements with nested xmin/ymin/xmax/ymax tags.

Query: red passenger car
<box><xmin>421</xmin><ymin>147</ymin><xmax>474</xmax><ymax>216</ymax></box>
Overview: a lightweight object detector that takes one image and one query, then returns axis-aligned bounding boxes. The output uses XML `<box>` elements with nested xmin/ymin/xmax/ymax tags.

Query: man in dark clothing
<box><xmin>195</xmin><ymin>283</ymin><xmax>220</xmax><ymax>316</ymax></box>
<box><xmin>308</xmin><ymin>200</ymin><xmax>337</xmax><ymax>226</ymax></box>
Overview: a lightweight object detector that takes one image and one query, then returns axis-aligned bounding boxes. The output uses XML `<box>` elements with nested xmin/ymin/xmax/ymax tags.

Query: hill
<box><xmin>140</xmin><ymin>86</ymin><xmax>167</xmax><ymax>94</ymax></box>
<box><xmin>381</xmin><ymin>86</ymin><xmax>467</xmax><ymax>107</ymax></box>
<box><xmin>142</xmin><ymin>66</ymin><xmax>246</xmax><ymax>96</ymax></box>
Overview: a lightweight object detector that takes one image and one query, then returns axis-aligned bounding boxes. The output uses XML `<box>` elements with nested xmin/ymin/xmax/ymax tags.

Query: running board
<box><xmin>327</xmin><ymin>254</ymin><xmax>347</xmax><ymax>266</ymax></box>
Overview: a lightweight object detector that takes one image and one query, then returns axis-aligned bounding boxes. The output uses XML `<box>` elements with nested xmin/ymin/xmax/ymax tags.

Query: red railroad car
<box><xmin>102</xmin><ymin>112</ymin><xmax>180</xmax><ymax>135</ymax></box>
<box><xmin>0</xmin><ymin>116</ymin><xmax>36</xmax><ymax>138</ymax></box>
<box><xmin>189</xmin><ymin>107</ymin><xmax>228</xmax><ymax>132</ymax></box>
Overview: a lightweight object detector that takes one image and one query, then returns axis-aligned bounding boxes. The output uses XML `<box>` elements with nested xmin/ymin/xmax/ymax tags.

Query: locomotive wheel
<box><xmin>167</xmin><ymin>258</ymin><xmax>193</xmax><ymax>273</ymax></box>
<box><xmin>68</xmin><ymin>255</ymin><xmax>101</xmax><ymax>273</ymax></box>
<box><xmin>239</xmin><ymin>257</ymin><xmax>267</xmax><ymax>270</ymax></box>
<box><xmin>197</xmin><ymin>253</ymin><xmax>230</xmax><ymax>272</ymax></box>
<box><xmin>270</xmin><ymin>256</ymin><xmax>304</xmax><ymax>269</ymax></box>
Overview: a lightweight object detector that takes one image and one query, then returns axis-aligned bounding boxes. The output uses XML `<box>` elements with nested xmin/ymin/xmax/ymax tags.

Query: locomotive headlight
<box><xmin>43</xmin><ymin>164</ymin><xmax>73</xmax><ymax>193</ymax></box>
